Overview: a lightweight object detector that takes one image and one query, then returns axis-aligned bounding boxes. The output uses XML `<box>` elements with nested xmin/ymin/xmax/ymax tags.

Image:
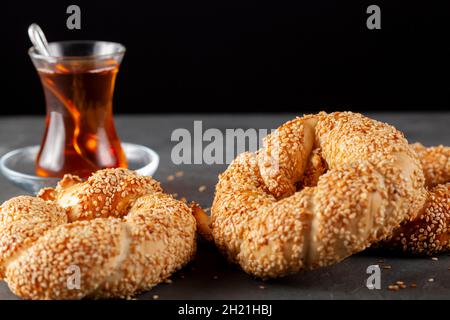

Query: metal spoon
<box><xmin>28</xmin><ymin>23</ymin><xmax>51</xmax><ymax>56</ymax></box>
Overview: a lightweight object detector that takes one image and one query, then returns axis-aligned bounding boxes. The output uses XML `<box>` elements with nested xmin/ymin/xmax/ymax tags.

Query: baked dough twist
<box><xmin>211</xmin><ymin>112</ymin><xmax>427</xmax><ymax>278</ymax></box>
<box><xmin>385</xmin><ymin>143</ymin><xmax>450</xmax><ymax>255</ymax></box>
<box><xmin>0</xmin><ymin>169</ymin><xmax>196</xmax><ymax>299</ymax></box>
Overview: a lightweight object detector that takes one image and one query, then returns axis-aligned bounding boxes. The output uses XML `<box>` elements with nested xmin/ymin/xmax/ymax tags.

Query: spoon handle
<box><xmin>28</xmin><ymin>23</ymin><xmax>51</xmax><ymax>56</ymax></box>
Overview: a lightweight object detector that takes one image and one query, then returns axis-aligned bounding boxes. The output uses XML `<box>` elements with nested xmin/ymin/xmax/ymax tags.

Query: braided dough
<box><xmin>211</xmin><ymin>112</ymin><xmax>427</xmax><ymax>278</ymax></box>
<box><xmin>0</xmin><ymin>169</ymin><xmax>196</xmax><ymax>299</ymax></box>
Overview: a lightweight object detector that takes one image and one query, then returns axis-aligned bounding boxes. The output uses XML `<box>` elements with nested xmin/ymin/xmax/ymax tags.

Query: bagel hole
<box><xmin>296</xmin><ymin>148</ymin><xmax>328</xmax><ymax>190</ymax></box>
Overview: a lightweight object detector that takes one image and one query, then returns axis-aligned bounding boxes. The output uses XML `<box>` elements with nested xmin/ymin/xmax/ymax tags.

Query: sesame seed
<box><xmin>198</xmin><ymin>185</ymin><xmax>207</xmax><ymax>192</ymax></box>
<box><xmin>383</xmin><ymin>144</ymin><xmax>450</xmax><ymax>256</ymax></box>
<box><xmin>175</xmin><ymin>171</ymin><xmax>184</xmax><ymax>177</ymax></box>
<box><xmin>388</xmin><ymin>285</ymin><xmax>399</xmax><ymax>291</ymax></box>
<box><xmin>210</xmin><ymin>112</ymin><xmax>447</xmax><ymax>279</ymax></box>
<box><xmin>0</xmin><ymin>168</ymin><xmax>197</xmax><ymax>299</ymax></box>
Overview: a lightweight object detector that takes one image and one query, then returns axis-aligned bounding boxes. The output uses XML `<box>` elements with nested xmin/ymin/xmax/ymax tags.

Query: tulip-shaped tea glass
<box><xmin>29</xmin><ymin>41</ymin><xmax>128</xmax><ymax>178</ymax></box>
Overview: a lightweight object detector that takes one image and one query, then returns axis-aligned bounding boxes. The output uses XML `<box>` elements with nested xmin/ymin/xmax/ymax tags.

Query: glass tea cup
<box><xmin>29</xmin><ymin>41</ymin><xmax>128</xmax><ymax>178</ymax></box>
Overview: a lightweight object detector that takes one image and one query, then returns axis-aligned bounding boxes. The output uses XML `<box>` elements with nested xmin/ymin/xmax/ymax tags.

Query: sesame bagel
<box><xmin>0</xmin><ymin>168</ymin><xmax>196</xmax><ymax>299</ymax></box>
<box><xmin>210</xmin><ymin>112</ymin><xmax>427</xmax><ymax>278</ymax></box>
<box><xmin>384</xmin><ymin>143</ymin><xmax>450</xmax><ymax>255</ymax></box>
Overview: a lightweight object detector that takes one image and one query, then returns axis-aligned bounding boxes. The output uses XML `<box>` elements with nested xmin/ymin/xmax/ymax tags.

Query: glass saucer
<box><xmin>0</xmin><ymin>143</ymin><xmax>159</xmax><ymax>194</ymax></box>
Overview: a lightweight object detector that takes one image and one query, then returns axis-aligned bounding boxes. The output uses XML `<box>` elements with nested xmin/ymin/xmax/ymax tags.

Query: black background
<box><xmin>1</xmin><ymin>0</ymin><xmax>449</xmax><ymax>115</ymax></box>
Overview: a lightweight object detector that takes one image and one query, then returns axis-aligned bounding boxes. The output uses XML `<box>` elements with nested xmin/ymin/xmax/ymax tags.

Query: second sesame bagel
<box><xmin>383</xmin><ymin>143</ymin><xmax>450</xmax><ymax>255</ymax></box>
<box><xmin>0</xmin><ymin>168</ymin><xmax>197</xmax><ymax>299</ymax></box>
<box><xmin>211</xmin><ymin>112</ymin><xmax>427</xmax><ymax>278</ymax></box>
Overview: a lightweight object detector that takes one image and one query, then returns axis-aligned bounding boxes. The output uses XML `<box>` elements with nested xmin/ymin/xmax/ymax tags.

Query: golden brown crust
<box><xmin>211</xmin><ymin>112</ymin><xmax>427</xmax><ymax>278</ymax></box>
<box><xmin>0</xmin><ymin>196</ymin><xmax>67</xmax><ymax>279</ymax></box>
<box><xmin>383</xmin><ymin>144</ymin><xmax>450</xmax><ymax>255</ymax></box>
<box><xmin>0</xmin><ymin>169</ymin><xmax>196</xmax><ymax>299</ymax></box>
<box><xmin>257</xmin><ymin>113</ymin><xmax>322</xmax><ymax>198</ymax></box>
<box><xmin>411</xmin><ymin>143</ymin><xmax>450</xmax><ymax>187</ymax></box>
<box><xmin>386</xmin><ymin>183</ymin><xmax>450</xmax><ymax>255</ymax></box>
<box><xmin>92</xmin><ymin>193</ymin><xmax>196</xmax><ymax>298</ymax></box>
<box><xmin>54</xmin><ymin>168</ymin><xmax>162</xmax><ymax>221</ymax></box>
<box><xmin>6</xmin><ymin>218</ymin><xmax>123</xmax><ymax>300</ymax></box>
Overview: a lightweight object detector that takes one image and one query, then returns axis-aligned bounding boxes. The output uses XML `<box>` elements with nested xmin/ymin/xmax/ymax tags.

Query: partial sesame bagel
<box><xmin>0</xmin><ymin>169</ymin><xmax>196</xmax><ymax>299</ymax></box>
<box><xmin>210</xmin><ymin>112</ymin><xmax>427</xmax><ymax>278</ymax></box>
<box><xmin>383</xmin><ymin>143</ymin><xmax>450</xmax><ymax>255</ymax></box>
<box><xmin>411</xmin><ymin>143</ymin><xmax>450</xmax><ymax>188</ymax></box>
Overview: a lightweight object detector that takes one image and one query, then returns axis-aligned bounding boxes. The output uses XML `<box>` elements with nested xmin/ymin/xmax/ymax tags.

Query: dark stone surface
<box><xmin>0</xmin><ymin>113</ymin><xmax>449</xmax><ymax>300</ymax></box>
